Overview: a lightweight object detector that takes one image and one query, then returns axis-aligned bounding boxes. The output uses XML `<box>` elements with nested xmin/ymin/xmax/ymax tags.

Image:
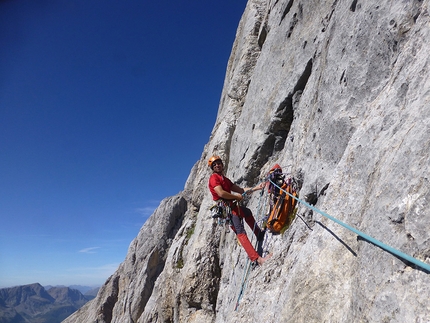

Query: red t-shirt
<box><xmin>208</xmin><ymin>173</ymin><xmax>233</xmax><ymax>201</ymax></box>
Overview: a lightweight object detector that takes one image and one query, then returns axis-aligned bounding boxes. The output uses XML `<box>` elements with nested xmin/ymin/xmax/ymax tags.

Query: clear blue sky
<box><xmin>0</xmin><ymin>0</ymin><xmax>246</xmax><ymax>288</ymax></box>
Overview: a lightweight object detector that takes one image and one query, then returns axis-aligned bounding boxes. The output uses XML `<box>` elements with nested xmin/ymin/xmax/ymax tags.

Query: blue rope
<box><xmin>235</xmin><ymin>188</ymin><xmax>267</xmax><ymax>311</ymax></box>
<box><xmin>234</xmin><ymin>259</ymin><xmax>252</xmax><ymax>311</ymax></box>
<box><xmin>269</xmin><ymin>179</ymin><xmax>430</xmax><ymax>272</ymax></box>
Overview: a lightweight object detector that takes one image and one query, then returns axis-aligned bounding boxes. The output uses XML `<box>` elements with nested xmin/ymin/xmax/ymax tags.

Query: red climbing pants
<box><xmin>230</xmin><ymin>205</ymin><xmax>262</xmax><ymax>262</ymax></box>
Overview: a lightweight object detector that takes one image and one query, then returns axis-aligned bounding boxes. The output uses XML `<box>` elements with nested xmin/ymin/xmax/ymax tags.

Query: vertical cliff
<box><xmin>64</xmin><ymin>0</ymin><xmax>430</xmax><ymax>322</ymax></box>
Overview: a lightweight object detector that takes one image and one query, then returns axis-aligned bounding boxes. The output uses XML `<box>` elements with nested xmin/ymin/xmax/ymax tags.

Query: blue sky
<box><xmin>0</xmin><ymin>0</ymin><xmax>246</xmax><ymax>288</ymax></box>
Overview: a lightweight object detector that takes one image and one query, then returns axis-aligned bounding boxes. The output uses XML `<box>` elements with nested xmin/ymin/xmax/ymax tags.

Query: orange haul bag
<box><xmin>266</xmin><ymin>183</ymin><xmax>297</xmax><ymax>234</ymax></box>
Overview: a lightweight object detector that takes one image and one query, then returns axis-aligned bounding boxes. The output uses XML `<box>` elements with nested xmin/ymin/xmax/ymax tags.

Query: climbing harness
<box><xmin>268</xmin><ymin>178</ymin><xmax>430</xmax><ymax>272</ymax></box>
<box><xmin>210</xmin><ymin>200</ymin><xmax>233</xmax><ymax>226</ymax></box>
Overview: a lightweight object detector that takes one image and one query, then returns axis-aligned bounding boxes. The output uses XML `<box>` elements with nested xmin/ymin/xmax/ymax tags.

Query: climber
<box><xmin>208</xmin><ymin>155</ymin><xmax>272</xmax><ymax>265</ymax></box>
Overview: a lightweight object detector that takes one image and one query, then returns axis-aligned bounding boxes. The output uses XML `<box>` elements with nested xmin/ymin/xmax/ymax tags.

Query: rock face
<box><xmin>63</xmin><ymin>0</ymin><xmax>430</xmax><ymax>322</ymax></box>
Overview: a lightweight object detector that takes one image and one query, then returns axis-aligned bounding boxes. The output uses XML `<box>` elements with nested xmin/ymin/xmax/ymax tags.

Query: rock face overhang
<box><xmin>63</xmin><ymin>0</ymin><xmax>430</xmax><ymax>322</ymax></box>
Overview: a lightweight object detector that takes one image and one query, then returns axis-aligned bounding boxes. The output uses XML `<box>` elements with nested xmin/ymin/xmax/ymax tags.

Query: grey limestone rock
<box><xmin>64</xmin><ymin>0</ymin><xmax>430</xmax><ymax>322</ymax></box>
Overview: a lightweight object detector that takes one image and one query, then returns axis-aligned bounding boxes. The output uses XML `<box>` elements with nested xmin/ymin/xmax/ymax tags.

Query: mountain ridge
<box><xmin>0</xmin><ymin>283</ymin><xmax>93</xmax><ymax>323</ymax></box>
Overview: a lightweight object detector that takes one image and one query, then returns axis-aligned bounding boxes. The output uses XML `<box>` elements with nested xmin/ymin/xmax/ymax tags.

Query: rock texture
<box><xmin>63</xmin><ymin>0</ymin><xmax>430</xmax><ymax>322</ymax></box>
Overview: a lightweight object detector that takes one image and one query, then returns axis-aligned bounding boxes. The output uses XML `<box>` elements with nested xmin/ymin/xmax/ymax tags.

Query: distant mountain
<box><xmin>0</xmin><ymin>283</ymin><xmax>92</xmax><ymax>323</ymax></box>
<box><xmin>68</xmin><ymin>285</ymin><xmax>97</xmax><ymax>295</ymax></box>
<box><xmin>43</xmin><ymin>285</ymin><xmax>99</xmax><ymax>295</ymax></box>
<box><xmin>83</xmin><ymin>287</ymin><xmax>100</xmax><ymax>300</ymax></box>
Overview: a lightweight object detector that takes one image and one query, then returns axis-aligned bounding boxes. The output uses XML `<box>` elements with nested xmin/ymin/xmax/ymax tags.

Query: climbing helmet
<box><xmin>208</xmin><ymin>155</ymin><xmax>222</xmax><ymax>169</ymax></box>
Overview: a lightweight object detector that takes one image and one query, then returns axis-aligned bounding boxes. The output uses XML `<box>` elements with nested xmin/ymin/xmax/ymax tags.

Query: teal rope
<box><xmin>269</xmin><ymin>179</ymin><xmax>430</xmax><ymax>272</ymax></box>
<box><xmin>234</xmin><ymin>259</ymin><xmax>252</xmax><ymax>311</ymax></box>
<box><xmin>235</xmin><ymin>188</ymin><xmax>267</xmax><ymax>311</ymax></box>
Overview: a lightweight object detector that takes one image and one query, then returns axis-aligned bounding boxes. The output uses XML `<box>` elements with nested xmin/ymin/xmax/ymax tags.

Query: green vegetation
<box><xmin>175</xmin><ymin>222</ymin><xmax>196</xmax><ymax>269</ymax></box>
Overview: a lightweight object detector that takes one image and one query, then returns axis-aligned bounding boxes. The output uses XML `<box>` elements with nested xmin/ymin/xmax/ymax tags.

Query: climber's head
<box><xmin>269</xmin><ymin>164</ymin><xmax>282</xmax><ymax>173</ymax></box>
<box><xmin>208</xmin><ymin>155</ymin><xmax>223</xmax><ymax>170</ymax></box>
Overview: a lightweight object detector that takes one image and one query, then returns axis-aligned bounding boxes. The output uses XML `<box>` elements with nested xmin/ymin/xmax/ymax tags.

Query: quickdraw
<box><xmin>210</xmin><ymin>200</ymin><xmax>233</xmax><ymax>226</ymax></box>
